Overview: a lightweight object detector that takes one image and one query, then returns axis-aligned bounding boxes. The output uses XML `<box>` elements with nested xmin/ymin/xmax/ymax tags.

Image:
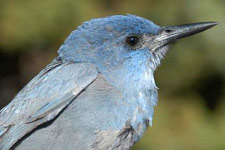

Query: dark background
<box><xmin>0</xmin><ymin>0</ymin><xmax>224</xmax><ymax>149</ymax></box>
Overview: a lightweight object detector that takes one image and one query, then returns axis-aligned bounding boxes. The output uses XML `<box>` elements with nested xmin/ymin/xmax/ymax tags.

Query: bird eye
<box><xmin>125</xmin><ymin>35</ymin><xmax>139</xmax><ymax>47</ymax></box>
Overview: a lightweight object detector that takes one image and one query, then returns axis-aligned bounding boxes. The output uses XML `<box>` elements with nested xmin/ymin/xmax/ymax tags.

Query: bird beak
<box><xmin>153</xmin><ymin>22</ymin><xmax>218</xmax><ymax>50</ymax></box>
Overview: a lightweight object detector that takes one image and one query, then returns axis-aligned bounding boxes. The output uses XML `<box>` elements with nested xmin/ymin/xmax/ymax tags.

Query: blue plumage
<box><xmin>0</xmin><ymin>15</ymin><xmax>216</xmax><ymax>150</ymax></box>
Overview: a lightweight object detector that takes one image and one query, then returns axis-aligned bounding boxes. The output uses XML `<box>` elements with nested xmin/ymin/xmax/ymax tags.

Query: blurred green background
<box><xmin>0</xmin><ymin>0</ymin><xmax>224</xmax><ymax>149</ymax></box>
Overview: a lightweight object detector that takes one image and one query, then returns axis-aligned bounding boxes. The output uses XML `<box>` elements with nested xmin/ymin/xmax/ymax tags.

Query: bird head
<box><xmin>58</xmin><ymin>15</ymin><xmax>216</xmax><ymax>85</ymax></box>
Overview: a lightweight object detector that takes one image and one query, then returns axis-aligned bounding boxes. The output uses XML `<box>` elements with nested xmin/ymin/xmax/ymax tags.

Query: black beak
<box><xmin>155</xmin><ymin>22</ymin><xmax>218</xmax><ymax>46</ymax></box>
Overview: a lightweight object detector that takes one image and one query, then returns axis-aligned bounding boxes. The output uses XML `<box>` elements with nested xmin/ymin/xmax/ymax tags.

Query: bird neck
<box><xmin>98</xmin><ymin>50</ymin><xmax>158</xmax><ymax>129</ymax></box>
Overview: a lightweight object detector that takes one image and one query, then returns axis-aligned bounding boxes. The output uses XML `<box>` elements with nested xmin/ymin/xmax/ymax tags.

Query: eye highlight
<box><xmin>125</xmin><ymin>35</ymin><xmax>139</xmax><ymax>47</ymax></box>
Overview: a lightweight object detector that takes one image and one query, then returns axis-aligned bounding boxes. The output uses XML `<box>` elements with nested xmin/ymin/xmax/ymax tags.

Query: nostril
<box><xmin>165</xmin><ymin>29</ymin><xmax>173</xmax><ymax>33</ymax></box>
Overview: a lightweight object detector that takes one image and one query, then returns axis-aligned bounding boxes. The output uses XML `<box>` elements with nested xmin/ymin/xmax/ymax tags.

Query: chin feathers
<box><xmin>150</xmin><ymin>45</ymin><xmax>170</xmax><ymax>69</ymax></box>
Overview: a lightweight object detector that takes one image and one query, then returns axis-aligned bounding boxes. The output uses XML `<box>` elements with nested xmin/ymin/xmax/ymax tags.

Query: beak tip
<box><xmin>203</xmin><ymin>21</ymin><xmax>218</xmax><ymax>28</ymax></box>
<box><xmin>193</xmin><ymin>22</ymin><xmax>218</xmax><ymax>34</ymax></box>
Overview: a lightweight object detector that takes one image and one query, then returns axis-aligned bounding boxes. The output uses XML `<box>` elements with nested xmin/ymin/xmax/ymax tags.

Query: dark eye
<box><xmin>125</xmin><ymin>35</ymin><xmax>139</xmax><ymax>47</ymax></box>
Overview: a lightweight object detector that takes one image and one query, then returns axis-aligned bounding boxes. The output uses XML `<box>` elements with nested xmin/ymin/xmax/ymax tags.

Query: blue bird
<box><xmin>0</xmin><ymin>15</ymin><xmax>216</xmax><ymax>150</ymax></box>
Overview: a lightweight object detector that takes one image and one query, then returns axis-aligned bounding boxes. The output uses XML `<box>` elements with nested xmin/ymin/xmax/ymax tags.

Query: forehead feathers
<box><xmin>64</xmin><ymin>15</ymin><xmax>160</xmax><ymax>47</ymax></box>
<box><xmin>78</xmin><ymin>15</ymin><xmax>159</xmax><ymax>35</ymax></box>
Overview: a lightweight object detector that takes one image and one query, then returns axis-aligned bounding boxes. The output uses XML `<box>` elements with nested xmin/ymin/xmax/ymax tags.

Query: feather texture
<box><xmin>0</xmin><ymin>59</ymin><xmax>98</xmax><ymax>150</ymax></box>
